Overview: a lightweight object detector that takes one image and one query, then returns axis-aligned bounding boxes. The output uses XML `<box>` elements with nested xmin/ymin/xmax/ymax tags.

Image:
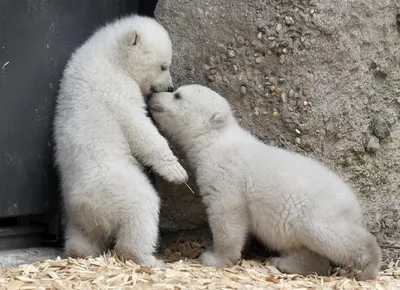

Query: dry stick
<box><xmin>184</xmin><ymin>182</ymin><xmax>195</xmax><ymax>195</ymax></box>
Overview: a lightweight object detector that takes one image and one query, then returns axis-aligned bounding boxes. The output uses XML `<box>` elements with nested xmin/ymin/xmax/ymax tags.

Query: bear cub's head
<box><xmin>148</xmin><ymin>85</ymin><xmax>234</xmax><ymax>143</ymax></box>
<box><xmin>118</xmin><ymin>16</ymin><xmax>174</xmax><ymax>96</ymax></box>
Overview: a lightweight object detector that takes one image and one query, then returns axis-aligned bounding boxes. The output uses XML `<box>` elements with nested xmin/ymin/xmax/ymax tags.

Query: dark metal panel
<box><xmin>138</xmin><ymin>0</ymin><xmax>159</xmax><ymax>17</ymax></box>
<box><xmin>0</xmin><ymin>0</ymin><xmax>134</xmax><ymax>218</ymax></box>
<box><xmin>0</xmin><ymin>226</ymin><xmax>44</xmax><ymax>250</ymax></box>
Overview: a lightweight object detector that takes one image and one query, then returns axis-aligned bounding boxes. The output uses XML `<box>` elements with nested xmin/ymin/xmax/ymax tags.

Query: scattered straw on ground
<box><xmin>0</xmin><ymin>237</ymin><xmax>399</xmax><ymax>289</ymax></box>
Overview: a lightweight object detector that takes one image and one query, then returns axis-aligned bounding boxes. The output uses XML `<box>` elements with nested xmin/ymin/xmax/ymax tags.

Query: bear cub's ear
<box><xmin>210</xmin><ymin>110</ymin><xmax>229</xmax><ymax>127</ymax></box>
<box><xmin>122</xmin><ymin>31</ymin><xmax>140</xmax><ymax>47</ymax></box>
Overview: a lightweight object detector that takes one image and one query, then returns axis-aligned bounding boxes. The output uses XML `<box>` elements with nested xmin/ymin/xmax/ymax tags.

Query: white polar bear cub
<box><xmin>148</xmin><ymin>85</ymin><xmax>382</xmax><ymax>280</ymax></box>
<box><xmin>53</xmin><ymin>15</ymin><xmax>188</xmax><ymax>266</ymax></box>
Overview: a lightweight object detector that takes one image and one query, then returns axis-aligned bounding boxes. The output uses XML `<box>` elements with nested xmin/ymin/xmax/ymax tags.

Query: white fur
<box><xmin>148</xmin><ymin>85</ymin><xmax>382</xmax><ymax>280</ymax></box>
<box><xmin>53</xmin><ymin>15</ymin><xmax>188</xmax><ymax>266</ymax></box>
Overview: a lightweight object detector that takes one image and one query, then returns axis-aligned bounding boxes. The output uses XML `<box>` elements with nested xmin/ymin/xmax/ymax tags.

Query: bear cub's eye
<box><xmin>174</xmin><ymin>92</ymin><xmax>181</xmax><ymax>100</ymax></box>
<box><xmin>161</xmin><ymin>65</ymin><xmax>168</xmax><ymax>71</ymax></box>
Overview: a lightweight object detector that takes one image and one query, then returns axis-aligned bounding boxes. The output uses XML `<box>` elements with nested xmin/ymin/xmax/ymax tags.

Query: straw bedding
<box><xmin>1</xmin><ymin>237</ymin><xmax>399</xmax><ymax>289</ymax></box>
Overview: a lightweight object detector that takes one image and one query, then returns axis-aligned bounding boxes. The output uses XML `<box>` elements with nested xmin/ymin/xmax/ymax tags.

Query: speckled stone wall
<box><xmin>155</xmin><ymin>0</ymin><xmax>400</xmax><ymax>265</ymax></box>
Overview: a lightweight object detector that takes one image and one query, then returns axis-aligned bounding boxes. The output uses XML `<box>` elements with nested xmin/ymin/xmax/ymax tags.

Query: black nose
<box><xmin>167</xmin><ymin>86</ymin><xmax>174</xmax><ymax>92</ymax></box>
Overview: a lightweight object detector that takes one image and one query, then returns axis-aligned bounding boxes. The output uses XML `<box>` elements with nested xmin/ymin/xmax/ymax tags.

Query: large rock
<box><xmin>155</xmin><ymin>0</ymin><xmax>400</xmax><ymax>263</ymax></box>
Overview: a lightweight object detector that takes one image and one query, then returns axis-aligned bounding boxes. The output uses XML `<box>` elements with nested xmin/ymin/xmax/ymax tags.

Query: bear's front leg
<box><xmin>201</xmin><ymin>201</ymin><xmax>249</xmax><ymax>268</ymax></box>
<box><xmin>115</xmin><ymin>104</ymin><xmax>188</xmax><ymax>184</ymax></box>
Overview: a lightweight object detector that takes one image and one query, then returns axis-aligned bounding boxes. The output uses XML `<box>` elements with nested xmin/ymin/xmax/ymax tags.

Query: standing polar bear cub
<box><xmin>148</xmin><ymin>85</ymin><xmax>382</xmax><ymax>280</ymax></box>
<box><xmin>54</xmin><ymin>15</ymin><xmax>188</xmax><ymax>266</ymax></box>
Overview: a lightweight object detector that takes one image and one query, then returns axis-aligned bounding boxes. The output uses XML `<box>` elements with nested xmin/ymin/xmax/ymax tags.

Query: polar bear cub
<box><xmin>148</xmin><ymin>84</ymin><xmax>382</xmax><ymax>280</ymax></box>
<box><xmin>53</xmin><ymin>15</ymin><xmax>188</xmax><ymax>266</ymax></box>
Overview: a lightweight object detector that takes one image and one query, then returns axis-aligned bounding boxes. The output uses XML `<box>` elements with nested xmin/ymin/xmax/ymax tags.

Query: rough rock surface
<box><xmin>155</xmin><ymin>0</ymin><xmax>400</xmax><ymax>264</ymax></box>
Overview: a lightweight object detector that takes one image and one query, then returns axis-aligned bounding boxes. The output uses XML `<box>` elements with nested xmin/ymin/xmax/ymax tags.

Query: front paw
<box><xmin>158</xmin><ymin>160</ymin><xmax>188</xmax><ymax>184</ymax></box>
<box><xmin>270</xmin><ymin>257</ymin><xmax>298</xmax><ymax>275</ymax></box>
<box><xmin>139</xmin><ymin>255</ymin><xmax>166</xmax><ymax>268</ymax></box>
<box><xmin>270</xmin><ymin>257</ymin><xmax>285</xmax><ymax>273</ymax></box>
<box><xmin>152</xmin><ymin>259</ymin><xmax>167</xmax><ymax>268</ymax></box>
<box><xmin>201</xmin><ymin>249</ymin><xmax>232</xmax><ymax>268</ymax></box>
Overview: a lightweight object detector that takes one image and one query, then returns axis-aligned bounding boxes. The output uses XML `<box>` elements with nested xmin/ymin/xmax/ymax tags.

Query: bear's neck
<box><xmin>179</xmin><ymin>122</ymin><xmax>242</xmax><ymax>165</ymax></box>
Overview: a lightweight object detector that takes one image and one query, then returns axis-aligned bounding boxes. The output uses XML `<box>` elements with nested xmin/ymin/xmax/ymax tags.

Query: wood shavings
<box><xmin>163</xmin><ymin>236</ymin><xmax>212</xmax><ymax>262</ymax></box>
<box><xmin>0</xmin><ymin>241</ymin><xmax>399</xmax><ymax>290</ymax></box>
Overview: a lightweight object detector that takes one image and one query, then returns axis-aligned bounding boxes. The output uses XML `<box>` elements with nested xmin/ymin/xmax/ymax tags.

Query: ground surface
<box><xmin>1</xmin><ymin>256</ymin><xmax>400</xmax><ymax>289</ymax></box>
<box><xmin>0</xmin><ymin>247</ymin><xmax>63</xmax><ymax>268</ymax></box>
<box><xmin>0</xmin><ymin>237</ymin><xmax>399</xmax><ymax>289</ymax></box>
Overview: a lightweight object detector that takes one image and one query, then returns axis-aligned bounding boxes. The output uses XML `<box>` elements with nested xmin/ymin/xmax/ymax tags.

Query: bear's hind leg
<box><xmin>64</xmin><ymin>222</ymin><xmax>105</xmax><ymax>258</ymax></box>
<box><xmin>301</xmin><ymin>222</ymin><xmax>381</xmax><ymax>280</ymax></box>
<box><xmin>113</xmin><ymin>175</ymin><xmax>164</xmax><ymax>267</ymax></box>
<box><xmin>270</xmin><ymin>249</ymin><xmax>330</xmax><ymax>276</ymax></box>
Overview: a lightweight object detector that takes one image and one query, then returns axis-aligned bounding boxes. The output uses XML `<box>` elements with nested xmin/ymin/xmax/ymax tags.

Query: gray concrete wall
<box><xmin>154</xmin><ymin>0</ymin><xmax>400</xmax><ymax>265</ymax></box>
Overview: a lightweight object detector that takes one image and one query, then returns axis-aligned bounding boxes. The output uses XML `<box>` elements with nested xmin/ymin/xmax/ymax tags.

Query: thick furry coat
<box><xmin>53</xmin><ymin>15</ymin><xmax>187</xmax><ymax>266</ymax></box>
<box><xmin>148</xmin><ymin>84</ymin><xmax>381</xmax><ymax>280</ymax></box>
